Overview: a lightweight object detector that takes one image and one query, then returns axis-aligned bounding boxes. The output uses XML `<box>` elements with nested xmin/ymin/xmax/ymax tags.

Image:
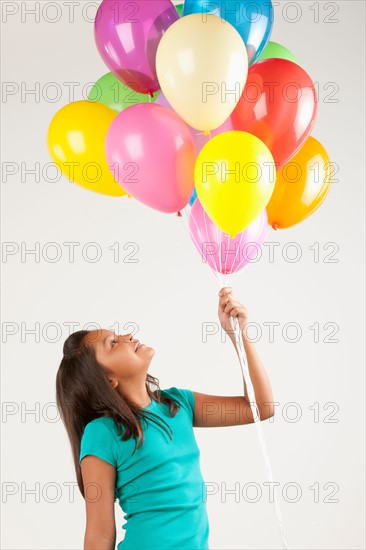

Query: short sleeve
<box><xmin>163</xmin><ymin>387</ymin><xmax>195</xmax><ymax>421</ymax></box>
<box><xmin>79</xmin><ymin>418</ymin><xmax>119</xmax><ymax>467</ymax></box>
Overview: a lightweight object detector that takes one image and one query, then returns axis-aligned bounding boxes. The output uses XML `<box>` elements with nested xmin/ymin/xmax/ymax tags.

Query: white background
<box><xmin>1</xmin><ymin>1</ymin><xmax>365</xmax><ymax>549</ymax></box>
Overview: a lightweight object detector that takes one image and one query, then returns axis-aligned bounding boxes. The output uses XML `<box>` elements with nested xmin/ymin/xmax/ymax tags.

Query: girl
<box><xmin>56</xmin><ymin>287</ymin><xmax>275</xmax><ymax>550</ymax></box>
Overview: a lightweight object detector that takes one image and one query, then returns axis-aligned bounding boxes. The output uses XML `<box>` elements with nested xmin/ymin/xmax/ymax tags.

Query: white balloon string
<box><xmin>223</xmin><ymin>234</ymin><xmax>229</xmax><ymax>276</ymax></box>
<box><xmin>218</xmin><ymin>219</ymin><xmax>224</xmax><ymax>288</ymax></box>
<box><xmin>180</xmin><ymin>209</ymin><xmax>288</xmax><ymax>547</ymax></box>
<box><xmin>225</xmin><ymin>225</ymin><xmax>274</xmax><ymax>289</ymax></box>
<box><xmin>201</xmin><ymin>202</ymin><xmax>221</xmax><ymax>276</ymax></box>
<box><xmin>180</xmin><ymin>205</ymin><xmax>222</xmax><ymax>288</ymax></box>
<box><xmin>224</xmin><ymin>230</ymin><xmax>242</xmax><ymax>287</ymax></box>
<box><xmin>230</xmin><ymin>314</ymin><xmax>289</xmax><ymax>549</ymax></box>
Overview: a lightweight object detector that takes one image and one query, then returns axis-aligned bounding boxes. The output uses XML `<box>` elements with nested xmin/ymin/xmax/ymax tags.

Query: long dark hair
<box><xmin>56</xmin><ymin>330</ymin><xmax>180</xmax><ymax>499</ymax></box>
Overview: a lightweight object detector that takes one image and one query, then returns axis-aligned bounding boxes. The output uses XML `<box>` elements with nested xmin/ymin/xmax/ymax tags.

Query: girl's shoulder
<box><xmin>86</xmin><ymin>416</ymin><xmax>117</xmax><ymax>428</ymax></box>
<box><xmin>79</xmin><ymin>416</ymin><xmax>122</xmax><ymax>467</ymax></box>
<box><xmin>160</xmin><ymin>386</ymin><xmax>195</xmax><ymax>419</ymax></box>
<box><xmin>82</xmin><ymin>416</ymin><xmax>123</xmax><ymax>440</ymax></box>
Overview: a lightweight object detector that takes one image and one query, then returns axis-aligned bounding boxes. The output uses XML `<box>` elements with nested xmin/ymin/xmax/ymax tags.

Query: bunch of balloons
<box><xmin>47</xmin><ymin>0</ymin><xmax>333</xmax><ymax>278</ymax></box>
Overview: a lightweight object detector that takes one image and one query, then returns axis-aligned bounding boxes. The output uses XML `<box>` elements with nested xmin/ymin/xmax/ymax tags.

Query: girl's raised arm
<box><xmin>191</xmin><ymin>287</ymin><xmax>275</xmax><ymax>428</ymax></box>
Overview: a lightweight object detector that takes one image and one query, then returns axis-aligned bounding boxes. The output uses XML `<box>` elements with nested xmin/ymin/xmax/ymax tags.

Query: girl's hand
<box><xmin>218</xmin><ymin>287</ymin><xmax>249</xmax><ymax>337</ymax></box>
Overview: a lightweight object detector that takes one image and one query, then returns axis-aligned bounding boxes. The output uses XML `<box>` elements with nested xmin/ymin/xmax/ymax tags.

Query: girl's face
<box><xmin>85</xmin><ymin>329</ymin><xmax>155</xmax><ymax>383</ymax></box>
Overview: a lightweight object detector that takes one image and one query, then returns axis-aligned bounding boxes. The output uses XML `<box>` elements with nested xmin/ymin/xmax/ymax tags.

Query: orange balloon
<box><xmin>267</xmin><ymin>136</ymin><xmax>333</xmax><ymax>229</ymax></box>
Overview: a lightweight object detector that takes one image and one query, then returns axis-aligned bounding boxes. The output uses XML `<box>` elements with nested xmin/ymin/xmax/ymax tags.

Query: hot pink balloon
<box><xmin>94</xmin><ymin>0</ymin><xmax>179</xmax><ymax>95</ymax></box>
<box><xmin>189</xmin><ymin>199</ymin><xmax>269</xmax><ymax>275</ymax></box>
<box><xmin>155</xmin><ymin>92</ymin><xmax>235</xmax><ymax>154</ymax></box>
<box><xmin>105</xmin><ymin>103</ymin><xmax>196</xmax><ymax>213</ymax></box>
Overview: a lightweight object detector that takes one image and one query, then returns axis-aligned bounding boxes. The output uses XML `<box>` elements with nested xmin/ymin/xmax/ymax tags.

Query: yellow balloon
<box><xmin>47</xmin><ymin>100</ymin><xmax>126</xmax><ymax>197</ymax></box>
<box><xmin>195</xmin><ymin>131</ymin><xmax>275</xmax><ymax>238</ymax></box>
<box><xmin>267</xmin><ymin>136</ymin><xmax>333</xmax><ymax>229</ymax></box>
<box><xmin>156</xmin><ymin>14</ymin><xmax>248</xmax><ymax>132</ymax></box>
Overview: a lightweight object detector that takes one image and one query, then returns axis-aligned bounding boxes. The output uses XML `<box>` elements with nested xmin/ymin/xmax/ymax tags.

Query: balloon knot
<box><xmin>147</xmin><ymin>91</ymin><xmax>154</xmax><ymax>98</ymax></box>
<box><xmin>127</xmin><ymin>194</ymin><xmax>132</xmax><ymax>198</ymax></box>
<box><xmin>272</xmin><ymin>223</ymin><xmax>278</xmax><ymax>230</ymax></box>
<box><xmin>230</xmin><ymin>233</ymin><xmax>236</xmax><ymax>239</ymax></box>
<box><xmin>203</xmin><ymin>130</ymin><xmax>210</xmax><ymax>136</ymax></box>
<box><xmin>177</xmin><ymin>211</ymin><xmax>182</xmax><ymax>217</ymax></box>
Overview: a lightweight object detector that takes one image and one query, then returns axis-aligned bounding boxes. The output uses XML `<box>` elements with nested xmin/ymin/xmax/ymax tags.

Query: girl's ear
<box><xmin>108</xmin><ymin>377</ymin><xmax>118</xmax><ymax>389</ymax></box>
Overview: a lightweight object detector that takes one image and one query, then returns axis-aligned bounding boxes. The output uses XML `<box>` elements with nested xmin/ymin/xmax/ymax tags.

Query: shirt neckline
<box><xmin>142</xmin><ymin>398</ymin><xmax>154</xmax><ymax>410</ymax></box>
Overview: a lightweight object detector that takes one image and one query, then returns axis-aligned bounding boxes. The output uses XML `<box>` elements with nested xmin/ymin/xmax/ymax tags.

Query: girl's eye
<box><xmin>111</xmin><ymin>340</ymin><xmax>117</xmax><ymax>347</ymax></box>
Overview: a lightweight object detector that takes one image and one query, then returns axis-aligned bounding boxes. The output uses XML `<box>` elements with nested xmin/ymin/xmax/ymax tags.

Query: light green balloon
<box><xmin>175</xmin><ymin>3</ymin><xmax>183</xmax><ymax>17</ymax></box>
<box><xmin>258</xmin><ymin>41</ymin><xmax>300</xmax><ymax>66</ymax></box>
<box><xmin>87</xmin><ymin>72</ymin><xmax>161</xmax><ymax>113</ymax></box>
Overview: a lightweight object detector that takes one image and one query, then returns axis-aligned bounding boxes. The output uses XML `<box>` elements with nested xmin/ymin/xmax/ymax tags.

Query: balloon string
<box><xmin>225</xmin><ymin>224</ymin><xmax>274</xmax><ymax>288</ymax></box>
<box><xmin>180</xmin><ymin>210</ymin><xmax>288</xmax><ymax>546</ymax></box>
<box><xmin>218</xmin><ymin>219</ymin><xmax>224</xmax><ymax>287</ymax></box>
<box><xmin>180</xmin><ymin>208</ymin><xmax>275</xmax><ymax>289</ymax></box>
<box><xmin>225</xmin><ymin>217</ymin><xmax>253</xmax><ymax>284</ymax></box>
<box><xmin>201</xmin><ymin>202</ymin><xmax>222</xmax><ymax>278</ymax></box>
<box><xmin>230</xmin><ymin>315</ymin><xmax>289</xmax><ymax>549</ymax></box>
<box><xmin>184</xmin><ymin>206</ymin><xmax>223</xmax><ymax>288</ymax></box>
<box><xmin>223</xmin><ymin>233</ymin><xmax>229</xmax><ymax>276</ymax></box>
<box><xmin>179</xmin><ymin>205</ymin><xmax>223</xmax><ymax>288</ymax></box>
<box><xmin>225</xmin><ymin>229</ymin><xmax>241</xmax><ymax>284</ymax></box>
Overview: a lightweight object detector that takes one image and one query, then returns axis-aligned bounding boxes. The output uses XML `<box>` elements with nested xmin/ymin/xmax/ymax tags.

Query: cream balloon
<box><xmin>156</xmin><ymin>14</ymin><xmax>248</xmax><ymax>132</ymax></box>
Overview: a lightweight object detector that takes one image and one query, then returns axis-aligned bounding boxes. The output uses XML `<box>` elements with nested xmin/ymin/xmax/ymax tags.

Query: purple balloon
<box><xmin>94</xmin><ymin>0</ymin><xmax>179</xmax><ymax>95</ymax></box>
<box><xmin>155</xmin><ymin>92</ymin><xmax>234</xmax><ymax>154</ymax></box>
<box><xmin>189</xmin><ymin>198</ymin><xmax>269</xmax><ymax>275</ymax></box>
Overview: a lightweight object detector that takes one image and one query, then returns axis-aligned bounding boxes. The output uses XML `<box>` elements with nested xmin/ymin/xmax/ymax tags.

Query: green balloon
<box><xmin>175</xmin><ymin>3</ymin><xmax>183</xmax><ymax>17</ymax></box>
<box><xmin>87</xmin><ymin>72</ymin><xmax>161</xmax><ymax>113</ymax></box>
<box><xmin>258</xmin><ymin>41</ymin><xmax>300</xmax><ymax>66</ymax></box>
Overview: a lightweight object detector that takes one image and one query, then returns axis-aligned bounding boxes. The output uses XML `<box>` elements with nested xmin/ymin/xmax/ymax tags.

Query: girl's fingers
<box><xmin>220</xmin><ymin>297</ymin><xmax>240</xmax><ymax>310</ymax></box>
<box><xmin>219</xmin><ymin>286</ymin><xmax>233</xmax><ymax>297</ymax></box>
<box><xmin>224</xmin><ymin>301</ymin><xmax>240</xmax><ymax>314</ymax></box>
<box><xmin>219</xmin><ymin>292</ymin><xmax>248</xmax><ymax>319</ymax></box>
<box><xmin>224</xmin><ymin>302</ymin><xmax>247</xmax><ymax>316</ymax></box>
<box><xmin>219</xmin><ymin>298</ymin><xmax>227</xmax><ymax>309</ymax></box>
<box><xmin>219</xmin><ymin>295</ymin><xmax>237</xmax><ymax>307</ymax></box>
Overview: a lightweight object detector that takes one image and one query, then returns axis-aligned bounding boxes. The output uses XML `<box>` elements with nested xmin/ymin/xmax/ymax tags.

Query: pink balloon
<box><xmin>155</xmin><ymin>92</ymin><xmax>234</xmax><ymax>154</ymax></box>
<box><xmin>94</xmin><ymin>0</ymin><xmax>179</xmax><ymax>95</ymax></box>
<box><xmin>188</xmin><ymin>199</ymin><xmax>269</xmax><ymax>275</ymax></box>
<box><xmin>105</xmin><ymin>103</ymin><xmax>196</xmax><ymax>213</ymax></box>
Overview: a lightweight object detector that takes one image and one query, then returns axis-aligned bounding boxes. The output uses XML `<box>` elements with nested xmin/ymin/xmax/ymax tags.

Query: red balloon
<box><xmin>231</xmin><ymin>58</ymin><xmax>318</xmax><ymax>169</ymax></box>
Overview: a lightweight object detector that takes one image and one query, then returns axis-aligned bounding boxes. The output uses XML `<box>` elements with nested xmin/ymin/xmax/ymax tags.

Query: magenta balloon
<box><xmin>189</xmin><ymin>199</ymin><xmax>269</xmax><ymax>275</ymax></box>
<box><xmin>105</xmin><ymin>103</ymin><xmax>196</xmax><ymax>213</ymax></box>
<box><xmin>155</xmin><ymin>92</ymin><xmax>235</xmax><ymax>154</ymax></box>
<box><xmin>94</xmin><ymin>0</ymin><xmax>179</xmax><ymax>95</ymax></box>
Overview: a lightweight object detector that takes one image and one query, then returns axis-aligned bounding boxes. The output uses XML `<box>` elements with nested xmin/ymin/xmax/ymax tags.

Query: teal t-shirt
<box><xmin>79</xmin><ymin>387</ymin><xmax>210</xmax><ymax>549</ymax></box>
